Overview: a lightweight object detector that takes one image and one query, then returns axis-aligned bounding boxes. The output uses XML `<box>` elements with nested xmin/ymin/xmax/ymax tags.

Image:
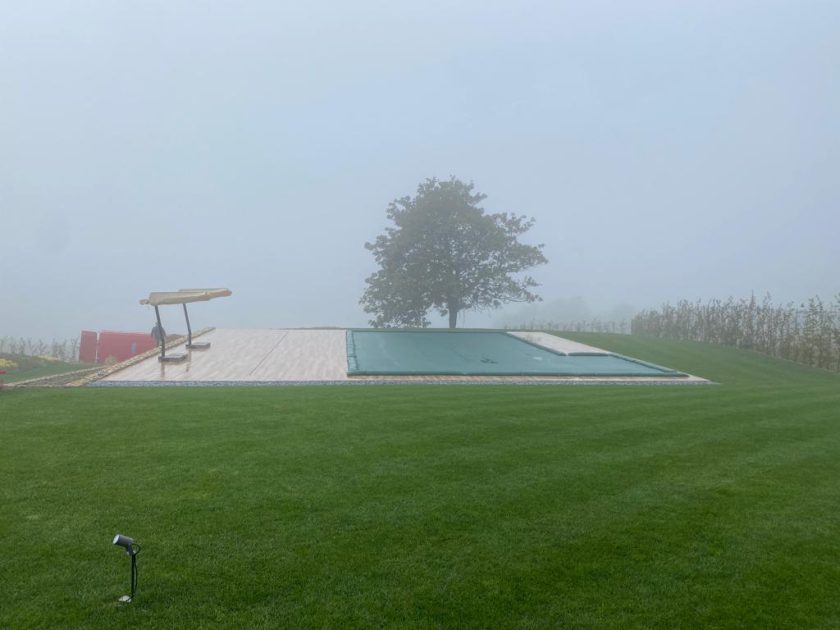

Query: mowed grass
<box><xmin>1</xmin><ymin>334</ymin><xmax>839</xmax><ymax>628</ymax></box>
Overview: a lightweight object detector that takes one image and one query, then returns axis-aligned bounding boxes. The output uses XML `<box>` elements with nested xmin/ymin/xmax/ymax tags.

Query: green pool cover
<box><xmin>346</xmin><ymin>330</ymin><xmax>687</xmax><ymax>377</ymax></box>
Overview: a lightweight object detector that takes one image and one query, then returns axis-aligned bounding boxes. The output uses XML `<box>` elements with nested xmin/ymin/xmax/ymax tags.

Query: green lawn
<box><xmin>1</xmin><ymin>334</ymin><xmax>839</xmax><ymax>628</ymax></box>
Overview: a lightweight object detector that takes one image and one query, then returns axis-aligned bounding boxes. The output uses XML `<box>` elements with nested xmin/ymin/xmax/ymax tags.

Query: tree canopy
<box><xmin>361</xmin><ymin>177</ymin><xmax>548</xmax><ymax>328</ymax></box>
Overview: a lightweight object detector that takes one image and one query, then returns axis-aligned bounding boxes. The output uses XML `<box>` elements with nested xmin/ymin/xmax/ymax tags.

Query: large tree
<box><xmin>361</xmin><ymin>177</ymin><xmax>548</xmax><ymax>328</ymax></box>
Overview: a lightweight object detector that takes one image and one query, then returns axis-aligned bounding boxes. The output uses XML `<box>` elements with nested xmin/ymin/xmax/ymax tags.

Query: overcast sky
<box><xmin>2</xmin><ymin>0</ymin><xmax>838</xmax><ymax>340</ymax></box>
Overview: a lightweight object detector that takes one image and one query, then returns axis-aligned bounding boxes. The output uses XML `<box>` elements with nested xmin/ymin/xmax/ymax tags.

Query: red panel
<box><xmin>96</xmin><ymin>331</ymin><xmax>157</xmax><ymax>363</ymax></box>
<box><xmin>79</xmin><ymin>331</ymin><xmax>98</xmax><ymax>363</ymax></box>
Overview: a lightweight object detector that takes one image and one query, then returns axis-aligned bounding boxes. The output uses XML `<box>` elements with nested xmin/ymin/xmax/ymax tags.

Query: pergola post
<box><xmin>154</xmin><ymin>305</ymin><xmax>167</xmax><ymax>361</ymax></box>
<box><xmin>183</xmin><ymin>303</ymin><xmax>193</xmax><ymax>347</ymax></box>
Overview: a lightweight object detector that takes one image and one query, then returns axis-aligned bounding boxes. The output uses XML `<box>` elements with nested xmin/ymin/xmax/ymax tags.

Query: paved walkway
<box><xmin>100</xmin><ymin>329</ymin><xmax>349</xmax><ymax>382</ymax></box>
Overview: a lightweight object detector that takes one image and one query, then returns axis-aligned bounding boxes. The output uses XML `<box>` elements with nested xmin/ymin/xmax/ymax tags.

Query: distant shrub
<box><xmin>0</xmin><ymin>337</ymin><xmax>77</xmax><ymax>362</ymax></box>
<box><xmin>632</xmin><ymin>293</ymin><xmax>840</xmax><ymax>372</ymax></box>
<box><xmin>511</xmin><ymin>319</ymin><xmax>630</xmax><ymax>334</ymax></box>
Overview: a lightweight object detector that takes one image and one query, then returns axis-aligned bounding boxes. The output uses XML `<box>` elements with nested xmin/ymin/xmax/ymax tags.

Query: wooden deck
<box><xmin>97</xmin><ymin>328</ymin><xmax>708</xmax><ymax>385</ymax></box>
<box><xmin>100</xmin><ymin>329</ymin><xmax>349</xmax><ymax>382</ymax></box>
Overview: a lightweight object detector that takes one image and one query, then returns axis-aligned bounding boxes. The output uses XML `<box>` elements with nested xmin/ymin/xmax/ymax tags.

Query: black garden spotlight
<box><xmin>112</xmin><ymin>534</ymin><xmax>141</xmax><ymax>603</ymax></box>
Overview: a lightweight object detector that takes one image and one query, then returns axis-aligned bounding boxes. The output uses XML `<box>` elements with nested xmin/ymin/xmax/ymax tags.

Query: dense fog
<box><xmin>2</xmin><ymin>1</ymin><xmax>837</xmax><ymax>340</ymax></box>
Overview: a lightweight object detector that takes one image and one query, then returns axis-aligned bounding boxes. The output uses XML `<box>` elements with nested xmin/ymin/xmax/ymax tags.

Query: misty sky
<box><xmin>2</xmin><ymin>1</ymin><xmax>838</xmax><ymax>340</ymax></box>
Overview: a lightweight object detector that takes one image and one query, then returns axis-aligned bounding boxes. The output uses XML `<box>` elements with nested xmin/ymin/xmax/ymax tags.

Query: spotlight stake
<box><xmin>112</xmin><ymin>534</ymin><xmax>141</xmax><ymax>603</ymax></box>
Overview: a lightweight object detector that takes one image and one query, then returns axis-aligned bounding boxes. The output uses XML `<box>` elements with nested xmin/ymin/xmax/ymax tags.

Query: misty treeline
<box><xmin>0</xmin><ymin>337</ymin><xmax>80</xmax><ymax>362</ymax></box>
<box><xmin>511</xmin><ymin>319</ymin><xmax>630</xmax><ymax>334</ymax></box>
<box><xmin>631</xmin><ymin>294</ymin><xmax>840</xmax><ymax>371</ymax></box>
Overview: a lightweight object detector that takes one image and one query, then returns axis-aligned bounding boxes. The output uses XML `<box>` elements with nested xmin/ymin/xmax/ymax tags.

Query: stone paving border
<box><xmin>93</xmin><ymin>378</ymin><xmax>715</xmax><ymax>387</ymax></box>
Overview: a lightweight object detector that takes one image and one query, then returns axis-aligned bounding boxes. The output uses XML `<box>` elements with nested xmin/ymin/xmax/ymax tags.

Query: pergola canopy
<box><xmin>140</xmin><ymin>288</ymin><xmax>232</xmax><ymax>306</ymax></box>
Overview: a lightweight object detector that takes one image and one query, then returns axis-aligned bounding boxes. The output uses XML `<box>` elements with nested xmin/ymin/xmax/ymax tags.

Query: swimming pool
<box><xmin>346</xmin><ymin>330</ymin><xmax>687</xmax><ymax>378</ymax></box>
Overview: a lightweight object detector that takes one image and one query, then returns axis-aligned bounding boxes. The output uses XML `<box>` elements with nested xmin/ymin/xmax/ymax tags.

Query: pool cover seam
<box><xmin>248</xmin><ymin>330</ymin><xmax>289</xmax><ymax>376</ymax></box>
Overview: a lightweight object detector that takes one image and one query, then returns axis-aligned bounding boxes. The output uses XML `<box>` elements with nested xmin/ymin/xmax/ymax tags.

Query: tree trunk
<box><xmin>448</xmin><ymin>308</ymin><xmax>458</xmax><ymax>329</ymax></box>
<box><xmin>447</xmin><ymin>298</ymin><xmax>459</xmax><ymax>329</ymax></box>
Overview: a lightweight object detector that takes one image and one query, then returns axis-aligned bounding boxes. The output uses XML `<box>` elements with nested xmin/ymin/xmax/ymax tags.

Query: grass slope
<box><xmin>0</xmin><ymin>354</ymin><xmax>94</xmax><ymax>384</ymax></box>
<box><xmin>1</xmin><ymin>335</ymin><xmax>839</xmax><ymax>628</ymax></box>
